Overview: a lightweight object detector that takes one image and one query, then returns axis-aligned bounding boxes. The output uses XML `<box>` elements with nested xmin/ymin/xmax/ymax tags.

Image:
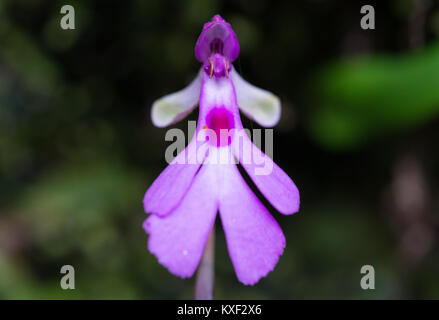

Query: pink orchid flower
<box><xmin>143</xmin><ymin>15</ymin><xmax>300</xmax><ymax>285</ymax></box>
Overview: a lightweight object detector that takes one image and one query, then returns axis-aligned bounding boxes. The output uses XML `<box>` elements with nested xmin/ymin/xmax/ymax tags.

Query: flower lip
<box><xmin>204</xmin><ymin>107</ymin><xmax>235</xmax><ymax>146</ymax></box>
<box><xmin>195</xmin><ymin>15</ymin><xmax>240</xmax><ymax>63</ymax></box>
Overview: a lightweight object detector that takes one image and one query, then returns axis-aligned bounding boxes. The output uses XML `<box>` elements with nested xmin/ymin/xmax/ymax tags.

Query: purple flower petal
<box><xmin>144</xmin><ymin>164</ymin><xmax>218</xmax><ymax>278</ymax></box>
<box><xmin>198</xmin><ymin>71</ymin><xmax>241</xmax><ymax>132</ymax></box>
<box><xmin>218</xmin><ymin>164</ymin><xmax>285</xmax><ymax>285</ymax></box>
<box><xmin>195</xmin><ymin>15</ymin><xmax>239</xmax><ymax>63</ymax></box>
<box><xmin>143</xmin><ymin>139</ymin><xmax>207</xmax><ymax>216</ymax></box>
<box><xmin>232</xmin><ymin>132</ymin><xmax>300</xmax><ymax>215</ymax></box>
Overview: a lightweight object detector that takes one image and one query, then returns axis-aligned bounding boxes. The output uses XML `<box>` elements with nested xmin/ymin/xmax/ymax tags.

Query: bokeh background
<box><xmin>1</xmin><ymin>0</ymin><xmax>439</xmax><ymax>299</ymax></box>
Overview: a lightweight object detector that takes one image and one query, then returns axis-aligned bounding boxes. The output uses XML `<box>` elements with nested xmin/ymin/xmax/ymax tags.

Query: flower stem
<box><xmin>194</xmin><ymin>226</ymin><xmax>215</xmax><ymax>300</ymax></box>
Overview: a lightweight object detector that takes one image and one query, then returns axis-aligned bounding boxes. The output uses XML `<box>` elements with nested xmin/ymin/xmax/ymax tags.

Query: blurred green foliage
<box><xmin>309</xmin><ymin>42</ymin><xmax>439</xmax><ymax>150</ymax></box>
<box><xmin>0</xmin><ymin>0</ymin><xmax>439</xmax><ymax>300</ymax></box>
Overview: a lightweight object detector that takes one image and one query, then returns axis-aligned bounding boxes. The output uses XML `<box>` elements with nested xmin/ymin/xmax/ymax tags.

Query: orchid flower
<box><xmin>143</xmin><ymin>15</ymin><xmax>300</xmax><ymax>286</ymax></box>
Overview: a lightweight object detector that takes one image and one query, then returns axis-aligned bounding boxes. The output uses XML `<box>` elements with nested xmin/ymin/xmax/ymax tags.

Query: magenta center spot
<box><xmin>205</xmin><ymin>107</ymin><xmax>234</xmax><ymax>146</ymax></box>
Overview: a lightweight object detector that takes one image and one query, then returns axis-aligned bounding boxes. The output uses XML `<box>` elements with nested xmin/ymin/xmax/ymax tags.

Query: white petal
<box><xmin>151</xmin><ymin>69</ymin><xmax>203</xmax><ymax>127</ymax></box>
<box><xmin>231</xmin><ymin>67</ymin><xmax>281</xmax><ymax>127</ymax></box>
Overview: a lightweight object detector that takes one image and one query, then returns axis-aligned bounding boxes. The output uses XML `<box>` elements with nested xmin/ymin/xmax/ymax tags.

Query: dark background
<box><xmin>0</xmin><ymin>0</ymin><xmax>438</xmax><ymax>299</ymax></box>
